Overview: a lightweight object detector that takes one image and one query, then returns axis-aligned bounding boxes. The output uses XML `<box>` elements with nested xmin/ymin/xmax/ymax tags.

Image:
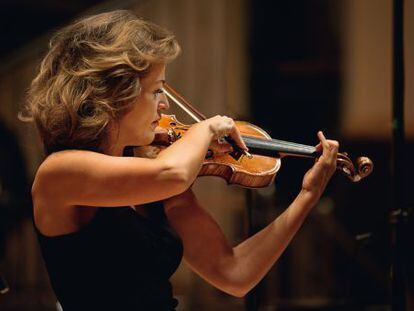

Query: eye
<box><xmin>153</xmin><ymin>88</ymin><xmax>164</xmax><ymax>98</ymax></box>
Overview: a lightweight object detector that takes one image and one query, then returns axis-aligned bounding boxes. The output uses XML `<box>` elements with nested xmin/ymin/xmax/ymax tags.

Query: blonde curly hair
<box><xmin>21</xmin><ymin>10</ymin><xmax>180</xmax><ymax>155</ymax></box>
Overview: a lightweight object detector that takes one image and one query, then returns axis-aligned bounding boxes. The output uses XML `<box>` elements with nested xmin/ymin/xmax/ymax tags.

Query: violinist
<box><xmin>23</xmin><ymin>10</ymin><xmax>339</xmax><ymax>310</ymax></box>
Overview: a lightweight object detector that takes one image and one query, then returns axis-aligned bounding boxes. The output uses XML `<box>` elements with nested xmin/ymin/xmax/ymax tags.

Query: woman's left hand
<box><xmin>301</xmin><ymin>131</ymin><xmax>339</xmax><ymax>205</ymax></box>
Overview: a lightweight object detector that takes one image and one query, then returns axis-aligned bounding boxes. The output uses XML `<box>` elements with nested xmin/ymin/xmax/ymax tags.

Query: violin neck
<box><xmin>242</xmin><ymin>136</ymin><xmax>320</xmax><ymax>158</ymax></box>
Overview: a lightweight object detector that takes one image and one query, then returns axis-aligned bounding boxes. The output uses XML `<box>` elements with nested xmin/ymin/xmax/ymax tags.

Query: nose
<box><xmin>158</xmin><ymin>92</ymin><xmax>170</xmax><ymax>110</ymax></box>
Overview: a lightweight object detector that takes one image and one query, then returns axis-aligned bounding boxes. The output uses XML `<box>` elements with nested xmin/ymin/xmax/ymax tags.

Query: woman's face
<box><xmin>111</xmin><ymin>63</ymin><xmax>169</xmax><ymax>153</ymax></box>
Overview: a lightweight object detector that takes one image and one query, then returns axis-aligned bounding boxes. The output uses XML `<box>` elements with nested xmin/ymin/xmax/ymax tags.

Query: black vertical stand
<box><xmin>0</xmin><ymin>273</ymin><xmax>9</xmax><ymax>294</ymax></box>
<box><xmin>390</xmin><ymin>0</ymin><xmax>407</xmax><ymax>310</ymax></box>
<box><xmin>245</xmin><ymin>189</ymin><xmax>259</xmax><ymax>311</ymax></box>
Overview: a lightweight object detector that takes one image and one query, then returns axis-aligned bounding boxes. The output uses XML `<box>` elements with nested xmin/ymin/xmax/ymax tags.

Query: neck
<box><xmin>104</xmin><ymin>128</ymin><xmax>127</xmax><ymax>156</ymax></box>
<box><xmin>103</xmin><ymin>142</ymin><xmax>125</xmax><ymax>157</ymax></box>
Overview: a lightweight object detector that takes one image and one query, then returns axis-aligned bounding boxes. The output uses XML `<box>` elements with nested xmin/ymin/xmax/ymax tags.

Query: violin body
<box><xmin>158</xmin><ymin>114</ymin><xmax>281</xmax><ymax>188</ymax></box>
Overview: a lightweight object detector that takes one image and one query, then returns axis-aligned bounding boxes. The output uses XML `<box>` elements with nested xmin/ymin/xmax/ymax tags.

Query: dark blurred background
<box><xmin>0</xmin><ymin>0</ymin><xmax>412</xmax><ymax>310</ymax></box>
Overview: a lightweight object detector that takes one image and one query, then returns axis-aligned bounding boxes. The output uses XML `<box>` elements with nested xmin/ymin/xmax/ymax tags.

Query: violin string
<box><xmin>243</xmin><ymin>136</ymin><xmax>315</xmax><ymax>150</ymax></box>
<box><xmin>270</xmin><ymin>138</ymin><xmax>315</xmax><ymax>151</ymax></box>
<box><xmin>242</xmin><ymin>136</ymin><xmax>315</xmax><ymax>153</ymax></box>
<box><xmin>269</xmin><ymin>140</ymin><xmax>316</xmax><ymax>154</ymax></box>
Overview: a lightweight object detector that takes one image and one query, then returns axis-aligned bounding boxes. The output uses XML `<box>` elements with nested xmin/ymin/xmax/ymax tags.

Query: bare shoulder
<box><xmin>32</xmin><ymin>149</ymin><xmax>117</xmax><ymax>207</ymax></box>
<box><xmin>32</xmin><ymin>150</ymin><xmax>102</xmax><ymax>236</ymax></box>
<box><xmin>32</xmin><ymin>150</ymin><xmax>102</xmax><ymax>197</ymax></box>
<box><xmin>35</xmin><ymin>149</ymin><xmax>108</xmax><ymax>177</ymax></box>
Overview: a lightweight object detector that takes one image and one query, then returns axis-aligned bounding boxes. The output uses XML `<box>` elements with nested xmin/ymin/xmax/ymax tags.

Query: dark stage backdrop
<box><xmin>248</xmin><ymin>0</ymin><xmax>413</xmax><ymax>310</ymax></box>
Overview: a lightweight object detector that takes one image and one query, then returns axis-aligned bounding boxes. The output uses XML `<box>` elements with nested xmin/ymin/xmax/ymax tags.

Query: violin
<box><xmin>133</xmin><ymin>83</ymin><xmax>373</xmax><ymax>188</ymax></box>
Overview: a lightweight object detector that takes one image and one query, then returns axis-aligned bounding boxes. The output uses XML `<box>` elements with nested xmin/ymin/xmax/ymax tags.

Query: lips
<box><xmin>151</xmin><ymin>115</ymin><xmax>161</xmax><ymax>129</ymax></box>
<box><xmin>151</xmin><ymin>118</ymin><xmax>160</xmax><ymax>128</ymax></box>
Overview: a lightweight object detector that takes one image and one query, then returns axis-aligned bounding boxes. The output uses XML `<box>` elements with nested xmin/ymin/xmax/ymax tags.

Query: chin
<box><xmin>143</xmin><ymin>132</ymin><xmax>156</xmax><ymax>145</ymax></box>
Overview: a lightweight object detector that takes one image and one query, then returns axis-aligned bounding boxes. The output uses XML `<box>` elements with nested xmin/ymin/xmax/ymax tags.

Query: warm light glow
<box><xmin>339</xmin><ymin>0</ymin><xmax>414</xmax><ymax>140</ymax></box>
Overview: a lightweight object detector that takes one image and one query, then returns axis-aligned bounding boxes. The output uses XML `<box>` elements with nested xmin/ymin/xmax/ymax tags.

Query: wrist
<box><xmin>298</xmin><ymin>188</ymin><xmax>320</xmax><ymax>209</ymax></box>
<box><xmin>199</xmin><ymin>119</ymin><xmax>216</xmax><ymax>140</ymax></box>
<box><xmin>188</xmin><ymin>121</ymin><xmax>213</xmax><ymax>138</ymax></box>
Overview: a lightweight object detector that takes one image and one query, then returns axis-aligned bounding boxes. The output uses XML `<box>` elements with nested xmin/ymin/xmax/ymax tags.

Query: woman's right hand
<box><xmin>203</xmin><ymin>115</ymin><xmax>248</xmax><ymax>152</ymax></box>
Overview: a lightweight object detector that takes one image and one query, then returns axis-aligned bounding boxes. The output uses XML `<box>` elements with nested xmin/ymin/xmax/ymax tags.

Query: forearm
<box><xmin>157</xmin><ymin>122</ymin><xmax>213</xmax><ymax>184</ymax></box>
<box><xmin>230</xmin><ymin>190</ymin><xmax>316</xmax><ymax>295</ymax></box>
<box><xmin>166</xmin><ymin>131</ymin><xmax>337</xmax><ymax>297</ymax></box>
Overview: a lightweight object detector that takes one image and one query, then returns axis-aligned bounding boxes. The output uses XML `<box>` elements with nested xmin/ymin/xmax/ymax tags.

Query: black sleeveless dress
<box><xmin>35</xmin><ymin>201</ymin><xmax>183</xmax><ymax>311</ymax></box>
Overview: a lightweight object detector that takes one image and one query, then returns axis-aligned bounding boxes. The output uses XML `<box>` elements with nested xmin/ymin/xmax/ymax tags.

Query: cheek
<box><xmin>140</xmin><ymin>96</ymin><xmax>157</xmax><ymax>117</ymax></box>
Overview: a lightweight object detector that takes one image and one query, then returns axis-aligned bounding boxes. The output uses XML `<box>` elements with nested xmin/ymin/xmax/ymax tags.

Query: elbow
<box><xmin>207</xmin><ymin>256</ymin><xmax>253</xmax><ymax>298</ymax></box>
<box><xmin>216</xmin><ymin>269</ymin><xmax>251</xmax><ymax>298</ymax></box>
<box><xmin>173</xmin><ymin>171</ymin><xmax>192</xmax><ymax>194</ymax></box>
<box><xmin>226</xmin><ymin>279</ymin><xmax>252</xmax><ymax>298</ymax></box>
<box><xmin>234</xmin><ymin>291</ymin><xmax>248</xmax><ymax>298</ymax></box>
<box><xmin>227</xmin><ymin>288</ymin><xmax>248</xmax><ymax>298</ymax></box>
<box><xmin>221</xmin><ymin>282</ymin><xmax>250</xmax><ymax>298</ymax></box>
<box><xmin>161</xmin><ymin>160</ymin><xmax>193</xmax><ymax>194</ymax></box>
<box><xmin>235</xmin><ymin>286</ymin><xmax>251</xmax><ymax>298</ymax></box>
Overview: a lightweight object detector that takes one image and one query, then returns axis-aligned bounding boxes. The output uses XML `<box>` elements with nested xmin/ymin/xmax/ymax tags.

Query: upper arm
<box><xmin>164</xmin><ymin>189</ymin><xmax>240</xmax><ymax>295</ymax></box>
<box><xmin>32</xmin><ymin>150</ymin><xmax>188</xmax><ymax>207</ymax></box>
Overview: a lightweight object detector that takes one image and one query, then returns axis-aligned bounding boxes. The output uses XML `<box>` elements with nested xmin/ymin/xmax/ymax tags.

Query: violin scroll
<box><xmin>336</xmin><ymin>153</ymin><xmax>373</xmax><ymax>182</ymax></box>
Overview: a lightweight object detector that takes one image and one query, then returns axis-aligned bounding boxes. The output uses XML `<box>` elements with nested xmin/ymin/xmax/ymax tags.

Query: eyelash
<box><xmin>153</xmin><ymin>89</ymin><xmax>164</xmax><ymax>97</ymax></box>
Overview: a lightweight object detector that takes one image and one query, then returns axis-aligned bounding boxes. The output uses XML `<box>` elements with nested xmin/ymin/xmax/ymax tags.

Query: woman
<box><xmin>24</xmin><ymin>10</ymin><xmax>338</xmax><ymax>311</ymax></box>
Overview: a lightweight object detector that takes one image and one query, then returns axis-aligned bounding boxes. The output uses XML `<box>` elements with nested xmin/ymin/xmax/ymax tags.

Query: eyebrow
<box><xmin>157</xmin><ymin>79</ymin><xmax>166</xmax><ymax>85</ymax></box>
